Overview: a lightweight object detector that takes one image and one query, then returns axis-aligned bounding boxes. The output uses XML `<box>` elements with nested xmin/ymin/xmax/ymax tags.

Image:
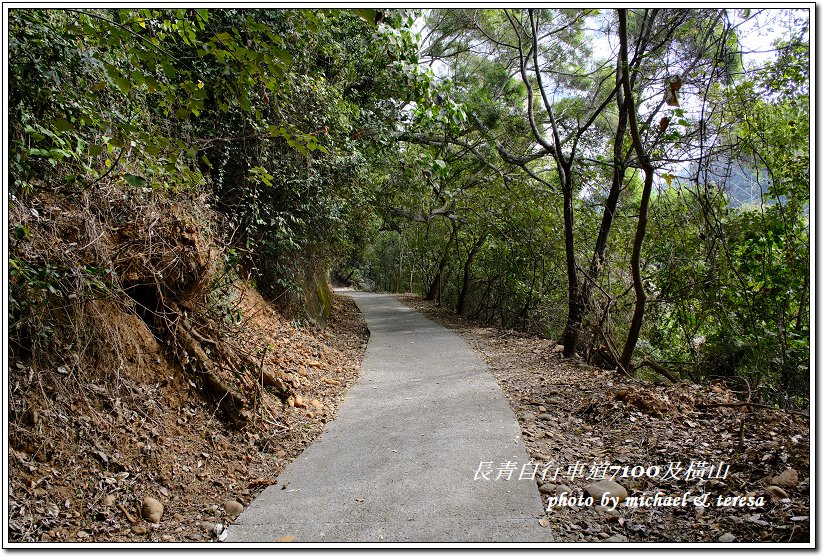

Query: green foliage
<box><xmin>351</xmin><ymin>8</ymin><xmax>809</xmax><ymax>406</ymax></box>
<box><xmin>8</xmin><ymin>7</ymin><xmax>809</xmax><ymax>406</ymax></box>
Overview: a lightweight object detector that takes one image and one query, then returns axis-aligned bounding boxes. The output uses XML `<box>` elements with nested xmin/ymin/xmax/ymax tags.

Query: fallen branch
<box><xmin>635</xmin><ymin>358</ymin><xmax>680</xmax><ymax>383</ymax></box>
<box><xmin>117</xmin><ymin>503</ymin><xmax>138</xmax><ymax>524</ymax></box>
<box><xmin>696</xmin><ymin>401</ymin><xmax>809</xmax><ymax>418</ymax></box>
<box><xmin>592</xmin><ymin>319</ymin><xmax>636</xmax><ymax>381</ymax></box>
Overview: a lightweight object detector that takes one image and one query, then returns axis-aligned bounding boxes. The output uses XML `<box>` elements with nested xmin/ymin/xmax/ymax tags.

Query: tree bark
<box><xmin>425</xmin><ymin>221</ymin><xmax>458</xmax><ymax>301</ymax></box>
<box><xmin>457</xmin><ymin>235</ymin><xmax>485</xmax><ymax>316</ymax></box>
<box><xmin>558</xmin><ymin>163</ymin><xmax>582</xmax><ymax>358</ymax></box>
<box><xmin>566</xmin><ymin>54</ymin><xmax>630</xmax><ymax>356</ymax></box>
<box><xmin>618</xmin><ymin>8</ymin><xmax>656</xmax><ymax>370</ymax></box>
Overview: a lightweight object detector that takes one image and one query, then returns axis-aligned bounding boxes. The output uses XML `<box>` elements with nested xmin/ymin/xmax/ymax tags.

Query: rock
<box><xmin>131</xmin><ymin>525</ymin><xmax>148</xmax><ymax>534</ymax></box>
<box><xmin>141</xmin><ymin>496</ymin><xmax>164</xmax><ymax>523</ymax></box>
<box><xmin>603</xmin><ymin>534</ymin><xmax>628</xmax><ymax>542</ymax></box>
<box><xmin>537</xmin><ymin>405</ymin><xmax>547</xmax><ymax>412</ymax></box>
<box><xmin>771</xmin><ymin>468</ymin><xmax>799</xmax><ymax>488</ymax></box>
<box><xmin>224</xmin><ymin>500</ymin><xmax>244</xmax><ymax>518</ymax></box>
<box><xmin>102</xmin><ymin>494</ymin><xmax>116</xmax><ymax>507</ymax></box>
<box><xmin>173</xmin><ymin>513</ymin><xmax>185</xmax><ymax>521</ymax></box>
<box><xmin>765</xmin><ymin>485</ymin><xmax>790</xmax><ymax>500</ymax></box>
<box><xmin>585</xmin><ymin>480</ymin><xmax>628</xmax><ymax>502</ymax></box>
<box><xmin>539</xmin><ymin>483</ymin><xmax>557</xmax><ymax>495</ymax></box>
<box><xmin>310</xmin><ymin>399</ymin><xmax>323</xmax><ymax>409</ymax></box>
<box><xmin>261</xmin><ymin>370</ymin><xmax>287</xmax><ymax>392</ymax></box>
<box><xmin>293</xmin><ymin>395</ymin><xmax>308</xmax><ymax>409</ymax></box>
<box><xmin>536</xmin><ymin>413</ymin><xmax>554</xmax><ymax>421</ymax></box>
<box><xmin>297</xmin><ymin>366</ymin><xmax>308</xmax><ymax>377</ymax></box>
<box><xmin>718</xmin><ymin>532</ymin><xmax>736</xmax><ymax>543</ymax></box>
<box><xmin>200</xmin><ymin>521</ymin><xmax>216</xmax><ymax>533</ymax></box>
<box><xmin>557</xmin><ymin>485</ymin><xmax>573</xmax><ymax>496</ymax></box>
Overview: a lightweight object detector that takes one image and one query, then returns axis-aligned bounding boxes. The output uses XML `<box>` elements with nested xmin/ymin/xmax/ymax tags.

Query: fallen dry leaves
<box><xmin>398</xmin><ymin>294</ymin><xmax>810</xmax><ymax>543</ymax></box>
<box><xmin>7</xmin><ymin>289</ymin><xmax>369</xmax><ymax>543</ymax></box>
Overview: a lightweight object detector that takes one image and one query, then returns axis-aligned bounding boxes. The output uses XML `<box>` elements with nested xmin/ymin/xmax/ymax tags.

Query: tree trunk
<box><xmin>618</xmin><ymin>8</ymin><xmax>656</xmax><ymax>370</ymax></box>
<box><xmin>425</xmin><ymin>222</ymin><xmax>458</xmax><ymax>300</ymax></box>
<box><xmin>565</xmin><ymin>55</ymin><xmax>630</xmax><ymax>356</ymax></box>
<box><xmin>559</xmin><ymin>163</ymin><xmax>582</xmax><ymax>358</ymax></box>
<box><xmin>457</xmin><ymin>236</ymin><xmax>484</xmax><ymax>316</ymax></box>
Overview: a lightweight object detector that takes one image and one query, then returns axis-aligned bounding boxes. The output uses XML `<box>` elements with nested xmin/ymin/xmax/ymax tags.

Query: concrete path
<box><xmin>225</xmin><ymin>291</ymin><xmax>551</xmax><ymax>543</ymax></box>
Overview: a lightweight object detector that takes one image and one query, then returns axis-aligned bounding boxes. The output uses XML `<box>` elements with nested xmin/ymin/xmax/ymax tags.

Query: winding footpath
<box><xmin>226</xmin><ymin>291</ymin><xmax>552</xmax><ymax>543</ymax></box>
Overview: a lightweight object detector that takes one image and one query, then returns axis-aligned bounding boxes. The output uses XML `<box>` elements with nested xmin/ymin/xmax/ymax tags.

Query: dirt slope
<box><xmin>8</xmin><ymin>288</ymin><xmax>368</xmax><ymax>543</ymax></box>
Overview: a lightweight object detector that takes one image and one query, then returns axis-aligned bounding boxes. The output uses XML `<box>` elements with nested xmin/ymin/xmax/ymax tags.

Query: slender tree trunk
<box><xmin>618</xmin><ymin>8</ymin><xmax>656</xmax><ymax>370</ymax></box>
<box><xmin>457</xmin><ymin>236</ymin><xmax>485</xmax><ymax>316</ymax></box>
<box><xmin>794</xmin><ymin>270</ymin><xmax>809</xmax><ymax>333</ymax></box>
<box><xmin>559</xmin><ymin>163</ymin><xmax>582</xmax><ymax>358</ymax></box>
<box><xmin>425</xmin><ymin>222</ymin><xmax>458</xmax><ymax>300</ymax></box>
<box><xmin>565</xmin><ymin>56</ymin><xmax>630</xmax><ymax>356</ymax></box>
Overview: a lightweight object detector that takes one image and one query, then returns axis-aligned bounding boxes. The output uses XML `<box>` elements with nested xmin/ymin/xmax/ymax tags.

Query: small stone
<box><xmin>200</xmin><ymin>521</ymin><xmax>216</xmax><ymax>533</ymax></box>
<box><xmin>173</xmin><ymin>513</ymin><xmax>185</xmax><ymax>521</ymax></box>
<box><xmin>718</xmin><ymin>532</ymin><xmax>736</xmax><ymax>543</ymax></box>
<box><xmin>224</xmin><ymin>500</ymin><xmax>244</xmax><ymax>518</ymax></box>
<box><xmin>557</xmin><ymin>485</ymin><xmax>573</xmax><ymax>496</ymax></box>
<box><xmin>603</xmin><ymin>534</ymin><xmax>628</xmax><ymax>542</ymax></box>
<box><xmin>585</xmin><ymin>480</ymin><xmax>628</xmax><ymax>502</ymax></box>
<box><xmin>102</xmin><ymin>494</ymin><xmax>116</xmax><ymax>507</ymax></box>
<box><xmin>539</xmin><ymin>483</ymin><xmax>557</xmax><ymax>495</ymax></box>
<box><xmin>310</xmin><ymin>399</ymin><xmax>323</xmax><ymax>409</ymax></box>
<box><xmin>536</xmin><ymin>413</ymin><xmax>554</xmax><ymax>421</ymax></box>
<box><xmin>297</xmin><ymin>366</ymin><xmax>308</xmax><ymax>377</ymax></box>
<box><xmin>771</xmin><ymin>468</ymin><xmax>799</xmax><ymax>488</ymax></box>
<box><xmin>131</xmin><ymin>525</ymin><xmax>148</xmax><ymax>534</ymax></box>
<box><xmin>765</xmin><ymin>485</ymin><xmax>790</xmax><ymax>500</ymax></box>
<box><xmin>537</xmin><ymin>405</ymin><xmax>547</xmax><ymax>412</ymax></box>
<box><xmin>141</xmin><ymin>496</ymin><xmax>164</xmax><ymax>523</ymax></box>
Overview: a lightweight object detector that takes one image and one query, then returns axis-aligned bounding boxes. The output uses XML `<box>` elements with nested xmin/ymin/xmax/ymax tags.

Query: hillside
<box><xmin>8</xmin><ymin>187</ymin><xmax>369</xmax><ymax>542</ymax></box>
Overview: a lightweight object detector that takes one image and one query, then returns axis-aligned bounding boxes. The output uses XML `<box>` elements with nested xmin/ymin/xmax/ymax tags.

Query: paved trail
<box><xmin>226</xmin><ymin>291</ymin><xmax>551</xmax><ymax>543</ymax></box>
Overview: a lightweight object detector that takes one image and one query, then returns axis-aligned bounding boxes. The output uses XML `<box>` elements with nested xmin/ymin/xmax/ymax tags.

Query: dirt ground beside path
<box><xmin>8</xmin><ymin>290</ymin><xmax>369</xmax><ymax>543</ymax></box>
<box><xmin>396</xmin><ymin>294</ymin><xmax>810</xmax><ymax>544</ymax></box>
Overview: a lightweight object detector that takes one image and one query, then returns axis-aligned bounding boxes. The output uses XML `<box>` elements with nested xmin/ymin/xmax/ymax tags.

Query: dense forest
<box><xmin>9</xmin><ymin>8</ymin><xmax>809</xmax><ymax>407</ymax></box>
<box><xmin>8</xmin><ymin>6</ymin><xmax>811</xmax><ymax>408</ymax></box>
<box><xmin>5</xmin><ymin>7</ymin><xmax>811</xmax><ymax>544</ymax></box>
